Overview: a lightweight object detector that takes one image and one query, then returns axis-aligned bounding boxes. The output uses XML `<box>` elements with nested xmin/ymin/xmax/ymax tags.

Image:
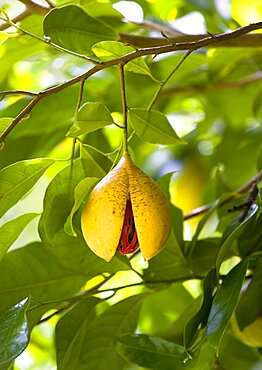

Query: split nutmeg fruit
<box><xmin>81</xmin><ymin>154</ymin><xmax>172</xmax><ymax>262</ymax></box>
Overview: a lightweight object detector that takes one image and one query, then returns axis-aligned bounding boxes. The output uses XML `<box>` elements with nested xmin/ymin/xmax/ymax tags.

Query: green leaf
<box><xmin>0</xmin><ymin>213</ymin><xmax>39</xmax><ymax>262</ymax></box>
<box><xmin>206</xmin><ymin>260</ymin><xmax>248</xmax><ymax>351</ymax></box>
<box><xmin>67</xmin><ymin>102</ymin><xmax>114</xmax><ymax>138</ymax></box>
<box><xmin>81</xmin><ymin>144</ymin><xmax>112</xmax><ymax>177</ymax></box>
<box><xmin>128</xmin><ymin>109</ymin><xmax>183</xmax><ymax>145</ymax></box>
<box><xmin>39</xmin><ymin>159</ymin><xmax>85</xmax><ymax>245</ymax></box>
<box><xmin>47</xmin><ymin>231</ymin><xmax>131</xmax><ymax>277</ymax></box>
<box><xmin>56</xmin><ymin>298</ymin><xmax>100</xmax><ymax>370</ymax></box>
<box><xmin>92</xmin><ymin>41</ymin><xmax>157</xmax><ymax>80</ymax></box>
<box><xmin>0</xmin><ymin>118</ymin><xmax>13</xmax><ymax>137</ymax></box>
<box><xmin>75</xmin><ymin>294</ymin><xmax>146</xmax><ymax>369</ymax></box>
<box><xmin>0</xmin><ymin>158</ymin><xmax>55</xmax><ymax>218</ymax></box>
<box><xmin>0</xmin><ymin>298</ymin><xmax>30</xmax><ymax>365</ymax></box>
<box><xmin>0</xmin><ymin>242</ymin><xmax>86</xmax><ymax>317</ymax></box>
<box><xmin>216</xmin><ymin>204</ymin><xmax>258</xmax><ymax>273</ymax></box>
<box><xmin>116</xmin><ymin>334</ymin><xmax>188</xmax><ymax>370</ymax></box>
<box><xmin>64</xmin><ymin>177</ymin><xmax>99</xmax><ymax>236</ymax></box>
<box><xmin>43</xmin><ymin>5</ymin><xmax>117</xmax><ymax>56</ymax></box>
<box><xmin>236</xmin><ymin>257</ymin><xmax>262</xmax><ymax>329</ymax></box>
<box><xmin>184</xmin><ymin>269</ymin><xmax>216</xmax><ymax>349</ymax></box>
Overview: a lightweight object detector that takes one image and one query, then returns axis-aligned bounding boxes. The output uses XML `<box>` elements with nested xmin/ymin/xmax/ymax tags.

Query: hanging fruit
<box><xmin>81</xmin><ymin>154</ymin><xmax>172</xmax><ymax>262</ymax></box>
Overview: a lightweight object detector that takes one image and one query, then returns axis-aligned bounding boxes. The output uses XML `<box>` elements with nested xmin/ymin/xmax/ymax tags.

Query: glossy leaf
<box><xmin>0</xmin><ymin>158</ymin><xmax>55</xmax><ymax>218</ymax></box>
<box><xmin>128</xmin><ymin>109</ymin><xmax>183</xmax><ymax>145</ymax></box>
<box><xmin>236</xmin><ymin>257</ymin><xmax>262</xmax><ymax>329</ymax></box>
<box><xmin>92</xmin><ymin>41</ymin><xmax>156</xmax><ymax>80</ymax></box>
<box><xmin>184</xmin><ymin>269</ymin><xmax>216</xmax><ymax>349</ymax></box>
<box><xmin>216</xmin><ymin>203</ymin><xmax>258</xmax><ymax>273</ymax></box>
<box><xmin>56</xmin><ymin>298</ymin><xmax>100</xmax><ymax>370</ymax></box>
<box><xmin>206</xmin><ymin>260</ymin><xmax>248</xmax><ymax>351</ymax></box>
<box><xmin>39</xmin><ymin>159</ymin><xmax>85</xmax><ymax>245</ymax></box>
<box><xmin>43</xmin><ymin>5</ymin><xmax>117</xmax><ymax>55</ymax></box>
<box><xmin>116</xmin><ymin>334</ymin><xmax>188</xmax><ymax>370</ymax></box>
<box><xmin>64</xmin><ymin>177</ymin><xmax>99</xmax><ymax>236</ymax></box>
<box><xmin>75</xmin><ymin>294</ymin><xmax>146</xmax><ymax>369</ymax></box>
<box><xmin>0</xmin><ymin>32</ymin><xmax>9</xmax><ymax>45</ymax></box>
<box><xmin>0</xmin><ymin>242</ymin><xmax>86</xmax><ymax>317</ymax></box>
<box><xmin>67</xmin><ymin>102</ymin><xmax>114</xmax><ymax>138</ymax></box>
<box><xmin>0</xmin><ymin>213</ymin><xmax>38</xmax><ymax>262</ymax></box>
<box><xmin>0</xmin><ymin>298</ymin><xmax>30</xmax><ymax>365</ymax></box>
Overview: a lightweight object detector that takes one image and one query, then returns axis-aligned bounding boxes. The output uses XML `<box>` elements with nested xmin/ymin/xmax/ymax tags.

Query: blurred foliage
<box><xmin>0</xmin><ymin>0</ymin><xmax>262</xmax><ymax>369</ymax></box>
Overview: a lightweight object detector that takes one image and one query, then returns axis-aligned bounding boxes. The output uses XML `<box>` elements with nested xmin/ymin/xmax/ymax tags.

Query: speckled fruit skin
<box><xmin>81</xmin><ymin>154</ymin><xmax>172</xmax><ymax>262</ymax></box>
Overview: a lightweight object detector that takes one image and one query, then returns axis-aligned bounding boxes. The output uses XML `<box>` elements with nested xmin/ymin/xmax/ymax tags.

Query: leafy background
<box><xmin>0</xmin><ymin>0</ymin><xmax>261</xmax><ymax>369</ymax></box>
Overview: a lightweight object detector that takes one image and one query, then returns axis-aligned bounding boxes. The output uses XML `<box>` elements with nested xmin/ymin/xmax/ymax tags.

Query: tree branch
<box><xmin>161</xmin><ymin>72</ymin><xmax>262</xmax><ymax>96</ymax></box>
<box><xmin>183</xmin><ymin>169</ymin><xmax>262</xmax><ymax>220</ymax></box>
<box><xmin>1</xmin><ymin>21</ymin><xmax>262</xmax><ymax>143</ymax></box>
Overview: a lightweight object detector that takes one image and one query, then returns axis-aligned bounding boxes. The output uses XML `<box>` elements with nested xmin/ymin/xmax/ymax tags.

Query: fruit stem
<box><xmin>147</xmin><ymin>49</ymin><xmax>193</xmax><ymax>110</ymax></box>
<box><xmin>119</xmin><ymin>63</ymin><xmax>129</xmax><ymax>154</ymax></box>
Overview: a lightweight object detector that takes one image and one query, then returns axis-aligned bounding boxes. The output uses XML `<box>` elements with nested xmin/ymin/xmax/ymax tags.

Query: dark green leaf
<box><xmin>76</xmin><ymin>294</ymin><xmax>146</xmax><ymax>369</ymax></box>
<box><xmin>67</xmin><ymin>102</ymin><xmax>114</xmax><ymax>138</ymax></box>
<box><xmin>0</xmin><ymin>158</ymin><xmax>55</xmax><ymax>218</ymax></box>
<box><xmin>184</xmin><ymin>269</ymin><xmax>216</xmax><ymax>349</ymax></box>
<box><xmin>0</xmin><ymin>298</ymin><xmax>30</xmax><ymax>365</ymax></box>
<box><xmin>0</xmin><ymin>213</ymin><xmax>39</xmax><ymax>261</ymax></box>
<box><xmin>116</xmin><ymin>334</ymin><xmax>188</xmax><ymax>370</ymax></box>
<box><xmin>64</xmin><ymin>177</ymin><xmax>99</xmax><ymax>236</ymax></box>
<box><xmin>128</xmin><ymin>109</ymin><xmax>183</xmax><ymax>145</ymax></box>
<box><xmin>56</xmin><ymin>298</ymin><xmax>100</xmax><ymax>370</ymax></box>
<box><xmin>43</xmin><ymin>5</ymin><xmax>117</xmax><ymax>55</ymax></box>
<box><xmin>206</xmin><ymin>260</ymin><xmax>248</xmax><ymax>351</ymax></box>
<box><xmin>236</xmin><ymin>257</ymin><xmax>262</xmax><ymax>329</ymax></box>
<box><xmin>216</xmin><ymin>204</ymin><xmax>258</xmax><ymax>273</ymax></box>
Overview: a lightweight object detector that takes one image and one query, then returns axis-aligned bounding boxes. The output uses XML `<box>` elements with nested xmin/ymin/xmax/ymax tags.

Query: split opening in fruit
<box><xmin>117</xmin><ymin>199</ymin><xmax>140</xmax><ymax>255</ymax></box>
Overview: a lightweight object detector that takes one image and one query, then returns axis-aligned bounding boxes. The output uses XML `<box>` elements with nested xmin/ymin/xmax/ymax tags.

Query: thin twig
<box><xmin>184</xmin><ymin>169</ymin><xmax>262</xmax><ymax>220</ymax></box>
<box><xmin>0</xmin><ymin>22</ymin><xmax>262</xmax><ymax>142</ymax></box>
<box><xmin>119</xmin><ymin>64</ymin><xmax>128</xmax><ymax>154</ymax></box>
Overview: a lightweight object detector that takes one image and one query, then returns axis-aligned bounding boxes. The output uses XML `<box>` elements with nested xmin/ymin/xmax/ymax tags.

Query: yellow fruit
<box><xmin>231</xmin><ymin>313</ymin><xmax>262</xmax><ymax>348</ymax></box>
<box><xmin>81</xmin><ymin>154</ymin><xmax>172</xmax><ymax>262</ymax></box>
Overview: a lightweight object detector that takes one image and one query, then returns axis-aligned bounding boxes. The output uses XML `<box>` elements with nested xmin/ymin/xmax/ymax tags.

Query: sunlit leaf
<box><xmin>0</xmin><ymin>298</ymin><xmax>30</xmax><ymax>365</ymax></box>
<box><xmin>0</xmin><ymin>213</ymin><xmax>39</xmax><ymax>261</ymax></box>
<box><xmin>56</xmin><ymin>298</ymin><xmax>100</xmax><ymax>370</ymax></box>
<box><xmin>128</xmin><ymin>109</ymin><xmax>183</xmax><ymax>145</ymax></box>
<box><xmin>64</xmin><ymin>177</ymin><xmax>99</xmax><ymax>236</ymax></box>
<box><xmin>74</xmin><ymin>294</ymin><xmax>146</xmax><ymax>369</ymax></box>
<box><xmin>0</xmin><ymin>118</ymin><xmax>13</xmax><ymax>136</ymax></box>
<box><xmin>0</xmin><ymin>158</ymin><xmax>55</xmax><ymax>218</ymax></box>
<box><xmin>116</xmin><ymin>334</ymin><xmax>188</xmax><ymax>370</ymax></box>
<box><xmin>39</xmin><ymin>159</ymin><xmax>85</xmax><ymax>245</ymax></box>
<box><xmin>0</xmin><ymin>243</ymin><xmax>86</xmax><ymax>317</ymax></box>
<box><xmin>43</xmin><ymin>5</ymin><xmax>117</xmax><ymax>55</ymax></box>
<box><xmin>67</xmin><ymin>102</ymin><xmax>114</xmax><ymax>138</ymax></box>
<box><xmin>92</xmin><ymin>41</ymin><xmax>157</xmax><ymax>80</ymax></box>
<box><xmin>206</xmin><ymin>260</ymin><xmax>248</xmax><ymax>351</ymax></box>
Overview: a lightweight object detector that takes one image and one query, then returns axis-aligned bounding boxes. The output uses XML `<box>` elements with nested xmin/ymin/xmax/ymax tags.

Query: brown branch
<box><xmin>161</xmin><ymin>72</ymin><xmax>262</xmax><ymax>97</ymax></box>
<box><xmin>184</xmin><ymin>169</ymin><xmax>262</xmax><ymax>220</ymax></box>
<box><xmin>0</xmin><ymin>21</ymin><xmax>262</xmax><ymax>143</ymax></box>
<box><xmin>119</xmin><ymin>32</ymin><xmax>262</xmax><ymax>48</ymax></box>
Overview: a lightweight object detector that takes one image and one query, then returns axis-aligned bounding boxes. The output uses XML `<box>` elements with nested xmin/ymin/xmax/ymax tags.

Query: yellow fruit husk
<box><xmin>81</xmin><ymin>154</ymin><xmax>172</xmax><ymax>262</ymax></box>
